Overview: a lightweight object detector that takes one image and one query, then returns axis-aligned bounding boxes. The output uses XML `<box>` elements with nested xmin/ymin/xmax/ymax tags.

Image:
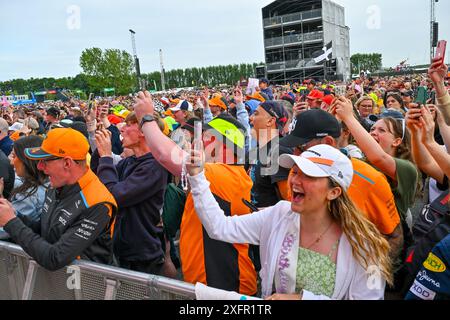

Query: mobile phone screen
<box><xmin>87</xmin><ymin>93</ymin><xmax>94</xmax><ymax>111</ymax></box>
<box><xmin>435</xmin><ymin>40</ymin><xmax>447</xmax><ymax>61</ymax></box>
<box><xmin>335</xmin><ymin>85</ymin><xmax>346</xmax><ymax>97</ymax></box>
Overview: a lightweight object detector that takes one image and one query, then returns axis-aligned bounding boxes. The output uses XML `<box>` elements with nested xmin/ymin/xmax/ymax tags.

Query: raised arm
<box><xmin>435</xmin><ymin>106</ymin><xmax>450</xmax><ymax>153</ymax></box>
<box><xmin>233</xmin><ymin>87</ymin><xmax>252</xmax><ymax>152</ymax></box>
<box><xmin>421</xmin><ymin>106</ymin><xmax>450</xmax><ymax>180</ymax></box>
<box><xmin>407</xmin><ymin>108</ymin><xmax>445</xmax><ymax>183</ymax></box>
<box><xmin>429</xmin><ymin>58</ymin><xmax>450</xmax><ymax>125</ymax></box>
<box><xmin>334</xmin><ymin>97</ymin><xmax>398</xmax><ymax>181</ymax></box>
<box><xmin>201</xmin><ymin>88</ymin><xmax>213</xmax><ymax>124</ymax></box>
<box><xmin>133</xmin><ymin>91</ymin><xmax>187</xmax><ymax>177</ymax></box>
<box><xmin>185</xmin><ymin>149</ymin><xmax>268</xmax><ymax>245</ymax></box>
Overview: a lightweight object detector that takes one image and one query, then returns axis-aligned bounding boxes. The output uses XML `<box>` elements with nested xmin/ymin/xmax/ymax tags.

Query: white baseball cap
<box><xmin>170</xmin><ymin>100</ymin><xmax>193</xmax><ymax>112</ymax></box>
<box><xmin>279</xmin><ymin>144</ymin><xmax>354</xmax><ymax>190</ymax></box>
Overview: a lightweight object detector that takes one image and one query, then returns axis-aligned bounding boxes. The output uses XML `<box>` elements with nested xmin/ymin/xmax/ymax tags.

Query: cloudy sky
<box><xmin>1</xmin><ymin>0</ymin><xmax>449</xmax><ymax>81</ymax></box>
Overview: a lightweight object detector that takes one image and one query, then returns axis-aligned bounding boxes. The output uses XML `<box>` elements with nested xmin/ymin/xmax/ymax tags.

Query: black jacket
<box><xmin>91</xmin><ymin>151</ymin><xmax>168</xmax><ymax>262</ymax></box>
<box><xmin>0</xmin><ymin>150</ymin><xmax>14</xmax><ymax>199</ymax></box>
<box><xmin>107</xmin><ymin>125</ymin><xmax>124</xmax><ymax>156</ymax></box>
<box><xmin>4</xmin><ymin>170</ymin><xmax>117</xmax><ymax>271</ymax></box>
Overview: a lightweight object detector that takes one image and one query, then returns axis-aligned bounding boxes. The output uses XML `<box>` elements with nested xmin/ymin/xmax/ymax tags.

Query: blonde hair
<box><xmin>125</xmin><ymin>111</ymin><xmax>166</xmax><ymax>133</ymax></box>
<box><xmin>355</xmin><ymin>95</ymin><xmax>376</xmax><ymax>111</ymax></box>
<box><xmin>183</xmin><ymin>110</ymin><xmax>195</xmax><ymax>122</ymax></box>
<box><xmin>329</xmin><ymin>180</ymin><xmax>393</xmax><ymax>286</ymax></box>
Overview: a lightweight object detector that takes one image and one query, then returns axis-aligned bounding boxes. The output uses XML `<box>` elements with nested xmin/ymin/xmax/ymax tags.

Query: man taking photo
<box><xmin>0</xmin><ymin>128</ymin><xmax>117</xmax><ymax>271</ymax></box>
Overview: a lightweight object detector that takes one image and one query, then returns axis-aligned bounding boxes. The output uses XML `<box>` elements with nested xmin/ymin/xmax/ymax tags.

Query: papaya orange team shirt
<box><xmin>180</xmin><ymin>163</ymin><xmax>257</xmax><ymax>296</ymax></box>
<box><xmin>348</xmin><ymin>158</ymin><xmax>400</xmax><ymax>235</ymax></box>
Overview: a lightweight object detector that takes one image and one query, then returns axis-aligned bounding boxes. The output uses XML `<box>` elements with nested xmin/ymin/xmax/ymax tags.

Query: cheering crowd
<box><xmin>0</xmin><ymin>56</ymin><xmax>449</xmax><ymax>300</ymax></box>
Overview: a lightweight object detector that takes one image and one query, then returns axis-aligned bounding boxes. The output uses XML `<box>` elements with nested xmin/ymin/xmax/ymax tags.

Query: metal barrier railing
<box><xmin>0</xmin><ymin>241</ymin><xmax>195</xmax><ymax>300</ymax></box>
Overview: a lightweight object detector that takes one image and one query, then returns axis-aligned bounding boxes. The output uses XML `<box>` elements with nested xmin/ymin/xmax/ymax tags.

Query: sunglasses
<box><xmin>294</xmin><ymin>139</ymin><xmax>321</xmax><ymax>155</ymax></box>
<box><xmin>38</xmin><ymin>157</ymin><xmax>63</xmax><ymax>164</ymax></box>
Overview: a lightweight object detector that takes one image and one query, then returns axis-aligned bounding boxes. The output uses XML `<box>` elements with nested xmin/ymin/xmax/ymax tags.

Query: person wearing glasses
<box><xmin>355</xmin><ymin>96</ymin><xmax>378</xmax><ymax>132</ymax></box>
<box><xmin>333</xmin><ymin>96</ymin><xmax>419</xmax><ymax>298</ymax></box>
<box><xmin>0</xmin><ymin>128</ymin><xmax>117</xmax><ymax>271</ymax></box>
<box><xmin>356</xmin><ymin>96</ymin><xmax>376</xmax><ymax>120</ymax></box>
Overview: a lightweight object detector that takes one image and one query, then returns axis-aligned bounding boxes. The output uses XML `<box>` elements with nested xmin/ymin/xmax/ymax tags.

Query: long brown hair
<box><xmin>382</xmin><ymin>117</ymin><xmax>412</xmax><ymax>161</ymax></box>
<box><xmin>329</xmin><ymin>179</ymin><xmax>394</xmax><ymax>286</ymax></box>
<box><xmin>10</xmin><ymin>136</ymin><xmax>48</xmax><ymax>200</ymax></box>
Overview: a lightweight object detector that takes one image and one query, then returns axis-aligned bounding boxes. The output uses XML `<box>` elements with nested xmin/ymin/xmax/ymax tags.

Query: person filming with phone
<box><xmin>429</xmin><ymin>41</ymin><xmax>449</xmax><ymax>125</ymax></box>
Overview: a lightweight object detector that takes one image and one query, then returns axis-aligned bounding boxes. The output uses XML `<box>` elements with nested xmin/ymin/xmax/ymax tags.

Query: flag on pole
<box><xmin>313</xmin><ymin>41</ymin><xmax>333</xmax><ymax>64</ymax></box>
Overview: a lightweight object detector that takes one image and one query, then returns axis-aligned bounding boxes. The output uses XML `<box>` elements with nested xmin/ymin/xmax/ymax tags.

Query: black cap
<box><xmin>59</xmin><ymin>120</ymin><xmax>89</xmax><ymax>140</ymax></box>
<box><xmin>280</xmin><ymin>109</ymin><xmax>341</xmax><ymax>147</ymax></box>
<box><xmin>260</xmin><ymin>101</ymin><xmax>288</xmax><ymax>131</ymax></box>
<box><xmin>46</xmin><ymin>107</ymin><xmax>60</xmax><ymax>118</ymax></box>
<box><xmin>401</xmin><ymin>90</ymin><xmax>414</xmax><ymax>97</ymax></box>
<box><xmin>260</xmin><ymin>78</ymin><xmax>269</xmax><ymax>84</ymax></box>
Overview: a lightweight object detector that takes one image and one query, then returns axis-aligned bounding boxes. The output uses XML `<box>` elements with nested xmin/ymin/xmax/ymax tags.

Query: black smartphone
<box><xmin>87</xmin><ymin>93</ymin><xmax>94</xmax><ymax>112</ymax></box>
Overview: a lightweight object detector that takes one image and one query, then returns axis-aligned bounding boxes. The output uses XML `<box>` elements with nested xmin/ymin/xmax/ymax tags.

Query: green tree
<box><xmin>1</xmin><ymin>62</ymin><xmax>262</xmax><ymax>94</ymax></box>
<box><xmin>350</xmin><ymin>53</ymin><xmax>383</xmax><ymax>75</ymax></box>
<box><xmin>80</xmin><ymin>48</ymin><xmax>135</xmax><ymax>95</ymax></box>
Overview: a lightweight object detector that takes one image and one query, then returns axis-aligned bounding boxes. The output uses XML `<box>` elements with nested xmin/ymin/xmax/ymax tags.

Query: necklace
<box><xmin>303</xmin><ymin>221</ymin><xmax>334</xmax><ymax>250</ymax></box>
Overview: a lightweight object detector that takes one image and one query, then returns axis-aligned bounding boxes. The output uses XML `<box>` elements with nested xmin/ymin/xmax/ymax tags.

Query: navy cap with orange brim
<box><xmin>24</xmin><ymin>147</ymin><xmax>59</xmax><ymax>160</ymax></box>
<box><xmin>24</xmin><ymin>128</ymin><xmax>90</xmax><ymax>161</ymax></box>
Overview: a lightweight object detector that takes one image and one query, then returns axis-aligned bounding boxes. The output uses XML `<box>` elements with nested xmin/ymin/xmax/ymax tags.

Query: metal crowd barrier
<box><xmin>0</xmin><ymin>241</ymin><xmax>196</xmax><ymax>300</ymax></box>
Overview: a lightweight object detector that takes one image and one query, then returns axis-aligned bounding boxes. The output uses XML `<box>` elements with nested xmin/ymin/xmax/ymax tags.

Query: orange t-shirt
<box><xmin>347</xmin><ymin>158</ymin><xmax>400</xmax><ymax>235</ymax></box>
<box><xmin>9</xmin><ymin>131</ymin><xmax>22</xmax><ymax>141</ymax></box>
<box><xmin>180</xmin><ymin>163</ymin><xmax>257</xmax><ymax>296</ymax></box>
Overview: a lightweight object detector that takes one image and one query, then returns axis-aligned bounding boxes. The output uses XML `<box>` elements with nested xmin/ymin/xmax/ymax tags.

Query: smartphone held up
<box><xmin>435</xmin><ymin>40</ymin><xmax>447</xmax><ymax>62</ymax></box>
<box><xmin>192</xmin><ymin>121</ymin><xmax>203</xmax><ymax>167</ymax></box>
<box><xmin>87</xmin><ymin>93</ymin><xmax>94</xmax><ymax>112</ymax></box>
<box><xmin>415</xmin><ymin>86</ymin><xmax>428</xmax><ymax>106</ymax></box>
<box><xmin>334</xmin><ymin>85</ymin><xmax>346</xmax><ymax>98</ymax></box>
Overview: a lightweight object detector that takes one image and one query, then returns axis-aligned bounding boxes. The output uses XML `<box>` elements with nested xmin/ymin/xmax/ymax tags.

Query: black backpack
<box><xmin>402</xmin><ymin>191</ymin><xmax>450</xmax><ymax>294</ymax></box>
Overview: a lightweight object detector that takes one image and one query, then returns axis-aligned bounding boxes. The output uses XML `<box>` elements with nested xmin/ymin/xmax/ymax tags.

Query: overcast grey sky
<box><xmin>1</xmin><ymin>0</ymin><xmax>449</xmax><ymax>81</ymax></box>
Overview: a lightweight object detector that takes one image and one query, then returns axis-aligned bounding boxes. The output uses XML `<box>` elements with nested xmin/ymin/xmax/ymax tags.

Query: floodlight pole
<box><xmin>160</xmin><ymin>49</ymin><xmax>166</xmax><ymax>92</ymax></box>
<box><xmin>430</xmin><ymin>0</ymin><xmax>439</xmax><ymax>61</ymax></box>
<box><xmin>129</xmin><ymin>29</ymin><xmax>143</xmax><ymax>90</ymax></box>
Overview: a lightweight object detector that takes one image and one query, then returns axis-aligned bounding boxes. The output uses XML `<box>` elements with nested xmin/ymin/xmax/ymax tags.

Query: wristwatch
<box><xmin>140</xmin><ymin>114</ymin><xmax>155</xmax><ymax>129</ymax></box>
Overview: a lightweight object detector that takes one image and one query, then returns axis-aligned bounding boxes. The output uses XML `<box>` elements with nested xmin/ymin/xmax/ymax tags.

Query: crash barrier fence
<box><xmin>0</xmin><ymin>241</ymin><xmax>196</xmax><ymax>300</ymax></box>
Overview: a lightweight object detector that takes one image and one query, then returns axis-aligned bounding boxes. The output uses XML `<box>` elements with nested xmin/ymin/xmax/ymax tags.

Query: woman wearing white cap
<box><xmin>186</xmin><ymin>144</ymin><xmax>392</xmax><ymax>300</ymax></box>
